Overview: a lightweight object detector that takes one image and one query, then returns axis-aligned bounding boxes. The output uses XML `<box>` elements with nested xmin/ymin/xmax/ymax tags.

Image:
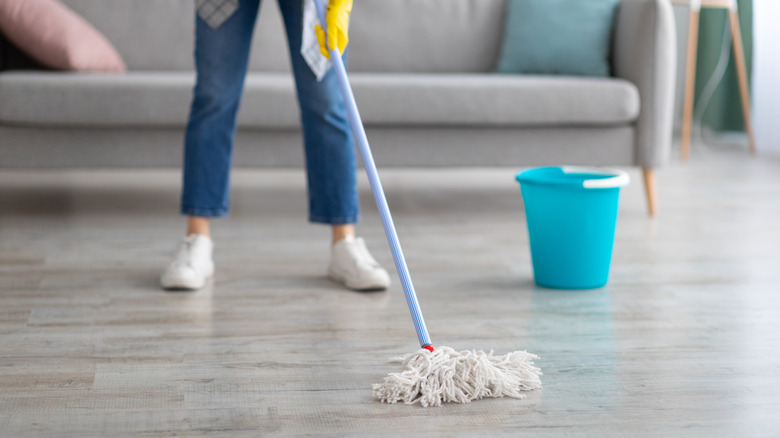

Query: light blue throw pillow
<box><xmin>495</xmin><ymin>0</ymin><xmax>621</xmax><ymax>77</ymax></box>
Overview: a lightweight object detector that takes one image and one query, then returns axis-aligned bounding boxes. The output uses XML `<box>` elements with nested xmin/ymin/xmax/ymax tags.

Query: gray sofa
<box><xmin>0</xmin><ymin>0</ymin><xmax>676</xmax><ymax>215</ymax></box>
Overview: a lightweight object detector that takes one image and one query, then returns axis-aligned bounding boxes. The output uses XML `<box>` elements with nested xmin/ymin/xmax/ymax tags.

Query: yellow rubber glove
<box><xmin>314</xmin><ymin>0</ymin><xmax>353</xmax><ymax>59</ymax></box>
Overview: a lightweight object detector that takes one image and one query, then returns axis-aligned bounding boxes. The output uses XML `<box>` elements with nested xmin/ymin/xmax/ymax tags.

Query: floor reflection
<box><xmin>528</xmin><ymin>287</ymin><xmax>618</xmax><ymax>412</ymax></box>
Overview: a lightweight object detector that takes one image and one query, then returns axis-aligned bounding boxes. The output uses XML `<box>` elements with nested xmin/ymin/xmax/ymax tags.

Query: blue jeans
<box><xmin>181</xmin><ymin>0</ymin><xmax>358</xmax><ymax>225</ymax></box>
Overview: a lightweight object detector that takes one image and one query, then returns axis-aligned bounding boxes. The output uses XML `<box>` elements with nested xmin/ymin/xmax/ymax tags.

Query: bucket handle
<box><xmin>561</xmin><ymin>166</ymin><xmax>630</xmax><ymax>189</ymax></box>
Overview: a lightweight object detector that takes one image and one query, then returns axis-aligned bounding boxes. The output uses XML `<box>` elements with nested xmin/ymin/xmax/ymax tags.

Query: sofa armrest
<box><xmin>613</xmin><ymin>0</ymin><xmax>677</xmax><ymax>168</ymax></box>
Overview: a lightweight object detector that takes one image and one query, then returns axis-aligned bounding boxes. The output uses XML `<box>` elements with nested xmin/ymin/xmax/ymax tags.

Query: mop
<box><xmin>312</xmin><ymin>0</ymin><xmax>542</xmax><ymax>407</ymax></box>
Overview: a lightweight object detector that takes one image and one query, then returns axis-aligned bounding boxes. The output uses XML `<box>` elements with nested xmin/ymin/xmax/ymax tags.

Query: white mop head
<box><xmin>372</xmin><ymin>346</ymin><xmax>542</xmax><ymax>407</ymax></box>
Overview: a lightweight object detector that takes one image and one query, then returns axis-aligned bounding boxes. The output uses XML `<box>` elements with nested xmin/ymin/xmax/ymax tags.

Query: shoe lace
<box><xmin>171</xmin><ymin>239</ymin><xmax>195</xmax><ymax>268</ymax></box>
<box><xmin>352</xmin><ymin>239</ymin><xmax>380</xmax><ymax>268</ymax></box>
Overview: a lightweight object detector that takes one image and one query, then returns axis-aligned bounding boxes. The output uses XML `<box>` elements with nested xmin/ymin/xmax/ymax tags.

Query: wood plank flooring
<box><xmin>1</xmin><ymin>147</ymin><xmax>779</xmax><ymax>437</ymax></box>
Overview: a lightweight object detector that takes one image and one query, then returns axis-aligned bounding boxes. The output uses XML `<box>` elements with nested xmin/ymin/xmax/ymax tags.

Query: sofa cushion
<box><xmin>57</xmin><ymin>0</ymin><xmax>508</xmax><ymax>74</ymax></box>
<box><xmin>0</xmin><ymin>0</ymin><xmax>126</xmax><ymax>72</ymax></box>
<box><xmin>0</xmin><ymin>72</ymin><xmax>639</xmax><ymax>128</ymax></box>
<box><xmin>495</xmin><ymin>0</ymin><xmax>620</xmax><ymax>77</ymax></box>
<box><xmin>0</xmin><ymin>29</ymin><xmax>51</xmax><ymax>72</ymax></box>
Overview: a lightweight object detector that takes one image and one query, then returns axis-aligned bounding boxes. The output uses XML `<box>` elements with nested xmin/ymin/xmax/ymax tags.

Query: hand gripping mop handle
<box><xmin>313</xmin><ymin>0</ymin><xmax>432</xmax><ymax>351</ymax></box>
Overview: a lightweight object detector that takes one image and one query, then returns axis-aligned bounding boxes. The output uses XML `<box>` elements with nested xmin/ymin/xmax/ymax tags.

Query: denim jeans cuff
<box><xmin>181</xmin><ymin>206</ymin><xmax>229</xmax><ymax>218</ymax></box>
<box><xmin>309</xmin><ymin>214</ymin><xmax>359</xmax><ymax>225</ymax></box>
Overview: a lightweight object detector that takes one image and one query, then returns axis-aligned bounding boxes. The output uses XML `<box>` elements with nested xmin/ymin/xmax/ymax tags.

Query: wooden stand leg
<box><xmin>729</xmin><ymin>9</ymin><xmax>758</xmax><ymax>155</ymax></box>
<box><xmin>681</xmin><ymin>10</ymin><xmax>701</xmax><ymax>161</ymax></box>
<box><xmin>643</xmin><ymin>168</ymin><xmax>658</xmax><ymax>217</ymax></box>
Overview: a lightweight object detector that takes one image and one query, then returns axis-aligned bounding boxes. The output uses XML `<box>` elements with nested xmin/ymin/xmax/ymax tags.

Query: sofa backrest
<box><xmin>60</xmin><ymin>0</ymin><xmax>507</xmax><ymax>73</ymax></box>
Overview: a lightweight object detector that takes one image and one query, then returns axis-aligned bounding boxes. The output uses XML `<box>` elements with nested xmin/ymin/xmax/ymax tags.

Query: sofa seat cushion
<box><xmin>0</xmin><ymin>72</ymin><xmax>639</xmax><ymax>128</ymax></box>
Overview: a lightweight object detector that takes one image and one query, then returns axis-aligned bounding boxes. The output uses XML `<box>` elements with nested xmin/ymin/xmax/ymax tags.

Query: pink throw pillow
<box><xmin>0</xmin><ymin>0</ymin><xmax>126</xmax><ymax>72</ymax></box>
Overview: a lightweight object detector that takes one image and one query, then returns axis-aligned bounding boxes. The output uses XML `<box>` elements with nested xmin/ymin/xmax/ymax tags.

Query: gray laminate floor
<box><xmin>1</xmin><ymin>146</ymin><xmax>779</xmax><ymax>437</ymax></box>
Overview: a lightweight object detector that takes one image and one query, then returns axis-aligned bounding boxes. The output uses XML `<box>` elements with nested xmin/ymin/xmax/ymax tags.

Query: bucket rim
<box><xmin>515</xmin><ymin>166</ymin><xmax>630</xmax><ymax>189</ymax></box>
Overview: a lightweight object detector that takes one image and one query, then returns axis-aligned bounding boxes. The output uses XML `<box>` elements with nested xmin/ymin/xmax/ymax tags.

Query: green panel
<box><xmin>694</xmin><ymin>0</ymin><xmax>752</xmax><ymax>133</ymax></box>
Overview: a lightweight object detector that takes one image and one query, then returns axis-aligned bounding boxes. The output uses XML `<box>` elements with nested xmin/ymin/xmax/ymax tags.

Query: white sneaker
<box><xmin>160</xmin><ymin>234</ymin><xmax>214</xmax><ymax>291</ymax></box>
<box><xmin>328</xmin><ymin>236</ymin><xmax>391</xmax><ymax>291</ymax></box>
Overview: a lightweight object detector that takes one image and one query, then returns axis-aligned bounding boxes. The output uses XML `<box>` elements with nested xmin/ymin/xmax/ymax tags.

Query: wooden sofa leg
<box><xmin>642</xmin><ymin>168</ymin><xmax>658</xmax><ymax>217</ymax></box>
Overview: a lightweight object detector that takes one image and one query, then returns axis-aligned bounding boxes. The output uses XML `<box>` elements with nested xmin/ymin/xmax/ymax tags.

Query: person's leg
<box><xmin>277</xmin><ymin>0</ymin><xmax>388</xmax><ymax>291</ymax></box>
<box><xmin>187</xmin><ymin>217</ymin><xmax>211</xmax><ymax>237</ymax></box>
<box><xmin>277</xmin><ymin>0</ymin><xmax>358</xmax><ymax>232</ymax></box>
<box><xmin>331</xmin><ymin>224</ymin><xmax>354</xmax><ymax>245</ymax></box>
<box><xmin>163</xmin><ymin>1</ymin><xmax>261</xmax><ymax>290</ymax></box>
<box><xmin>181</xmin><ymin>0</ymin><xmax>262</xmax><ymax>226</ymax></box>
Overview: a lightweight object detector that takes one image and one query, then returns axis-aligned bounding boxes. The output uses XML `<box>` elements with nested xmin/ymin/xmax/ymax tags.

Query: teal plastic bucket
<box><xmin>516</xmin><ymin>166</ymin><xmax>629</xmax><ymax>289</ymax></box>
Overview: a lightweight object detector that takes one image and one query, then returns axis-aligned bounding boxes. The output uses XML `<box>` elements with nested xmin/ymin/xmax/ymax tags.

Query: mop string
<box><xmin>312</xmin><ymin>0</ymin><xmax>433</xmax><ymax>350</ymax></box>
<box><xmin>374</xmin><ymin>346</ymin><xmax>542</xmax><ymax>406</ymax></box>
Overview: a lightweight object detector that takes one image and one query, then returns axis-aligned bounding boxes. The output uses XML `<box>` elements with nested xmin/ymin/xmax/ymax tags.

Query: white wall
<box><xmin>753</xmin><ymin>0</ymin><xmax>780</xmax><ymax>157</ymax></box>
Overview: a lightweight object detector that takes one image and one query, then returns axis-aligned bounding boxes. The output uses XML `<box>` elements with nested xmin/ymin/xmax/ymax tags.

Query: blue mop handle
<box><xmin>313</xmin><ymin>0</ymin><xmax>432</xmax><ymax>350</ymax></box>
